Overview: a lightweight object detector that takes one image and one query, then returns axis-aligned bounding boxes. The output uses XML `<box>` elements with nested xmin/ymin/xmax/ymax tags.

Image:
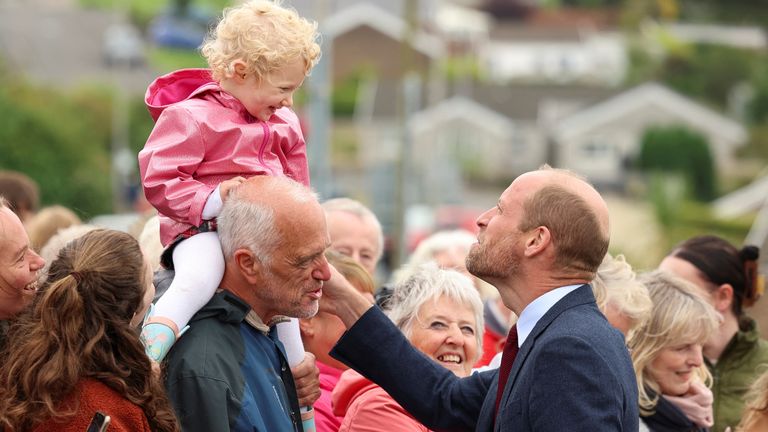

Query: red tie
<box><xmin>494</xmin><ymin>325</ymin><xmax>519</xmax><ymax>417</ymax></box>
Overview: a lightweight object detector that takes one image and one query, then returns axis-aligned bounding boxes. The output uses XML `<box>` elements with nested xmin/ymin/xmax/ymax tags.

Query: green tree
<box><xmin>0</xmin><ymin>79</ymin><xmax>114</xmax><ymax>218</ymax></box>
<box><xmin>638</xmin><ymin>125</ymin><xmax>717</xmax><ymax>201</ymax></box>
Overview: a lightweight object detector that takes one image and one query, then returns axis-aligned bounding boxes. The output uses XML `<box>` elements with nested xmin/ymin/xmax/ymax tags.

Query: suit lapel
<box><xmin>495</xmin><ymin>285</ymin><xmax>596</xmax><ymax>424</ymax></box>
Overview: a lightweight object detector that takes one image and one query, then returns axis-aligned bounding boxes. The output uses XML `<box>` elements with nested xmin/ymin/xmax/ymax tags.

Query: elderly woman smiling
<box><xmin>630</xmin><ymin>270</ymin><xmax>720</xmax><ymax>432</ymax></box>
<box><xmin>332</xmin><ymin>262</ymin><xmax>484</xmax><ymax>431</ymax></box>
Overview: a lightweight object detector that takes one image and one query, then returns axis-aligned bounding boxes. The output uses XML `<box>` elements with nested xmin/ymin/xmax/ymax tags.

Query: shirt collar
<box><xmin>516</xmin><ymin>284</ymin><xmax>582</xmax><ymax>347</ymax></box>
<box><xmin>244</xmin><ymin>309</ymin><xmax>291</xmax><ymax>334</ymax></box>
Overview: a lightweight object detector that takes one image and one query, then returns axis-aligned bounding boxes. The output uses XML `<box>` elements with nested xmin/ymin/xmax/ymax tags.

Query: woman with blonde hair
<box><xmin>592</xmin><ymin>253</ymin><xmax>652</xmax><ymax>338</ymax></box>
<box><xmin>0</xmin><ymin>229</ymin><xmax>178</xmax><ymax>431</ymax></box>
<box><xmin>630</xmin><ymin>270</ymin><xmax>721</xmax><ymax>432</ymax></box>
<box><xmin>736</xmin><ymin>368</ymin><xmax>768</xmax><ymax>431</ymax></box>
<box><xmin>660</xmin><ymin>235</ymin><xmax>767</xmax><ymax>432</ymax></box>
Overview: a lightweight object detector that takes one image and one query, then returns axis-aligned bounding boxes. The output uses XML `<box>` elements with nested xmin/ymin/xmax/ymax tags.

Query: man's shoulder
<box><xmin>165</xmin><ymin>315</ymin><xmax>246</xmax><ymax>381</ymax></box>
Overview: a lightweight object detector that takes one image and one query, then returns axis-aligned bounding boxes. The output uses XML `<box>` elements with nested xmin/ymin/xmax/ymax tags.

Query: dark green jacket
<box><xmin>707</xmin><ymin>318</ymin><xmax>768</xmax><ymax>432</ymax></box>
<box><xmin>164</xmin><ymin>290</ymin><xmax>303</xmax><ymax>432</ymax></box>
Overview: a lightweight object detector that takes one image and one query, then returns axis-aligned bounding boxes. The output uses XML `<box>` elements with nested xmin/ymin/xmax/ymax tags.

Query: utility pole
<box><xmin>307</xmin><ymin>0</ymin><xmax>333</xmax><ymax>199</ymax></box>
<box><xmin>392</xmin><ymin>0</ymin><xmax>420</xmax><ymax>268</ymax></box>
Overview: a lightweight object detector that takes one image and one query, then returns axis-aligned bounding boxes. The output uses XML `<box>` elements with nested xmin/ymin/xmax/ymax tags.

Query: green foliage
<box><xmin>657</xmin><ymin>44</ymin><xmax>756</xmax><ymax>110</ymax></box>
<box><xmin>332</xmin><ymin>71</ymin><xmax>369</xmax><ymax>118</ymax></box>
<box><xmin>79</xmin><ymin>0</ymin><xmax>230</xmax><ymax>29</ymax></box>
<box><xmin>147</xmin><ymin>46</ymin><xmax>208</xmax><ymax>74</ymax></box>
<box><xmin>0</xmin><ymin>78</ymin><xmax>113</xmax><ymax>218</ymax></box>
<box><xmin>638</xmin><ymin>126</ymin><xmax>717</xmax><ymax>201</ymax></box>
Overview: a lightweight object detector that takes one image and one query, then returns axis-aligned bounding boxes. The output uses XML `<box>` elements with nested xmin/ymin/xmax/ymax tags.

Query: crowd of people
<box><xmin>1</xmin><ymin>1</ymin><xmax>768</xmax><ymax>431</ymax></box>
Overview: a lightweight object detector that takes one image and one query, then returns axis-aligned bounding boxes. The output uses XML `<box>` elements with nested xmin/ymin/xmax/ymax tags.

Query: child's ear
<box><xmin>227</xmin><ymin>59</ymin><xmax>248</xmax><ymax>81</ymax></box>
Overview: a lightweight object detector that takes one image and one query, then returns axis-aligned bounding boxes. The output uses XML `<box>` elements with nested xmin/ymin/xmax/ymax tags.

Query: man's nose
<box><xmin>313</xmin><ymin>256</ymin><xmax>331</xmax><ymax>281</ymax></box>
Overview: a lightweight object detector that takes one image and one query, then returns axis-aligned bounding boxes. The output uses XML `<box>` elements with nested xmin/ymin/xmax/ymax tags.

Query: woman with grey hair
<box><xmin>332</xmin><ymin>263</ymin><xmax>484</xmax><ymax>431</ymax></box>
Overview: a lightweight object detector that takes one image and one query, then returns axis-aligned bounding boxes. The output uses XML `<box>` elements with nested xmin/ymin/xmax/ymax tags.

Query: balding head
<box><xmin>217</xmin><ymin>176</ymin><xmax>331</xmax><ymax>321</ymax></box>
<box><xmin>218</xmin><ymin>176</ymin><xmax>320</xmax><ymax>263</ymax></box>
<box><xmin>517</xmin><ymin>167</ymin><xmax>610</xmax><ymax>275</ymax></box>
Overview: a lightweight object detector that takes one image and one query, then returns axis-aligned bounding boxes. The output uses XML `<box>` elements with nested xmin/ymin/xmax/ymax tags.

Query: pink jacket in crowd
<box><xmin>332</xmin><ymin>369</ymin><xmax>431</xmax><ymax>432</ymax></box>
<box><xmin>314</xmin><ymin>361</ymin><xmax>344</xmax><ymax>432</ymax></box>
<box><xmin>138</xmin><ymin>68</ymin><xmax>310</xmax><ymax>246</ymax></box>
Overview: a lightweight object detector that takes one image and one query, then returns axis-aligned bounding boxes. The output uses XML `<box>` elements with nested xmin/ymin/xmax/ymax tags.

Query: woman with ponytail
<box><xmin>0</xmin><ymin>229</ymin><xmax>179</xmax><ymax>432</ymax></box>
<box><xmin>660</xmin><ymin>235</ymin><xmax>768</xmax><ymax>432</ymax></box>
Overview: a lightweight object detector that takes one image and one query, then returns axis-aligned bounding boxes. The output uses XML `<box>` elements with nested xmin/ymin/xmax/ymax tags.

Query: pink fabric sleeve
<box><xmin>139</xmin><ymin>105</ymin><xmax>216</xmax><ymax>227</ymax></box>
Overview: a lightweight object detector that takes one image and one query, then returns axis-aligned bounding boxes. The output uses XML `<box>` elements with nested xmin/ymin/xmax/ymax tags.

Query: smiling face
<box><xmin>0</xmin><ymin>207</ymin><xmax>45</xmax><ymax>319</ymax></box>
<box><xmin>227</xmin><ymin>57</ymin><xmax>307</xmax><ymax>122</ymax></box>
<box><xmin>408</xmin><ymin>295</ymin><xmax>479</xmax><ymax>377</ymax></box>
<box><xmin>648</xmin><ymin>342</ymin><xmax>704</xmax><ymax>396</ymax></box>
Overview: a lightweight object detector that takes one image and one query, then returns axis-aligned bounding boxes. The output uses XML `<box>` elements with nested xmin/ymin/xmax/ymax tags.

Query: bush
<box><xmin>0</xmin><ymin>77</ymin><xmax>114</xmax><ymax>218</ymax></box>
<box><xmin>638</xmin><ymin>125</ymin><xmax>717</xmax><ymax>201</ymax></box>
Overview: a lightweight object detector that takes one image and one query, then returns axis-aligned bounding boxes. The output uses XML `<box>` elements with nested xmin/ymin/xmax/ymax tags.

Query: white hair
<box><xmin>387</xmin><ymin>262</ymin><xmax>484</xmax><ymax>360</ymax></box>
<box><xmin>322</xmin><ymin>197</ymin><xmax>384</xmax><ymax>260</ymax></box>
<box><xmin>219</xmin><ymin>177</ymin><xmax>316</xmax><ymax>263</ymax></box>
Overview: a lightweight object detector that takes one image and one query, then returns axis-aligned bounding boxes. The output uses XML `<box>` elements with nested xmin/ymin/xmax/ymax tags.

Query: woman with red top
<box><xmin>0</xmin><ymin>230</ymin><xmax>178</xmax><ymax>432</ymax></box>
<box><xmin>333</xmin><ymin>263</ymin><xmax>484</xmax><ymax>431</ymax></box>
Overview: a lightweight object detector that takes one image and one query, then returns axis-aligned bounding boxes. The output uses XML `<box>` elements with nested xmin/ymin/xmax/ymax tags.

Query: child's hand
<box><xmin>220</xmin><ymin>176</ymin><xmax>247</xmax><ymax>201</ymax></box>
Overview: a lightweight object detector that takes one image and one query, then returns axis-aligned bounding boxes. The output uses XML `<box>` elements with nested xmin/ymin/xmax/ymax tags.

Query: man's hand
<box><xmin>321</xmin><ymin>264</ymin><xmax>374</xmax><ymax>328</ymax></box>
<box><xmin>664</xmin><ymin>380</ymin><xmax>713</xmax><ymax>428</ymax></box>
<box><xmin>292</xmin><ymin>352</ymin><xmax>321</xmax><ymax>407</ymax></box>
<box><xmin>219</xmin><ymin>176</ymin><xmax>247</xmax><ymax>202</ymax></box>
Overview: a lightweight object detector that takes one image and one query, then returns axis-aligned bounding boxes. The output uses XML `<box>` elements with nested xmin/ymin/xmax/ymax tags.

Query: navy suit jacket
<box><xmin>331</xmin><ymin>284</ymin><xmax>639</xmax><ymax>431</ymax></box>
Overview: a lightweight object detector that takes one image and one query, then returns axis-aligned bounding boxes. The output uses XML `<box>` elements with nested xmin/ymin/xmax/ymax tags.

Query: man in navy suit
<box><xmin>323</xmin><ymin>166</ymin><xmax>639</xmax><ymax>431</ymax></box>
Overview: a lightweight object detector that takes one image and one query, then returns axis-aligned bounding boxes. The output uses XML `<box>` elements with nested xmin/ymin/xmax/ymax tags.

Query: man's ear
<box><xmin>233</xmin><ymin>248</ymin><xmax>263</xmax><ymax>285</ymax></box>
<box><xmin>524</xmin><ymin>226</ymin><xmax>551</xmax><ymax>257</ymax></box>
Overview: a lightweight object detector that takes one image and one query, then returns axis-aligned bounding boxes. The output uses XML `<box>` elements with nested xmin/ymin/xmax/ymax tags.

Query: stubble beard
<box><xmin>466</xmin><ymin>241</ymin><xmax>519</xmax><ymax>280</ymax></box>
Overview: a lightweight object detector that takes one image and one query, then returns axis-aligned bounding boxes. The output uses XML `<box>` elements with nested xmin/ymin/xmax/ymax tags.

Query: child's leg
<box><xmin>141</xmin><ymin>231</ymin><xmax>225</xmax><ymax>361</ymax></box>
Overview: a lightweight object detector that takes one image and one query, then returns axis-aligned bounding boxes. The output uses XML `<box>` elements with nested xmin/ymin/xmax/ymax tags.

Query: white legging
<box><xmin>153</xmin><ymin>231</ymin><xmax>225</xmax><ymax>330</ymax></box>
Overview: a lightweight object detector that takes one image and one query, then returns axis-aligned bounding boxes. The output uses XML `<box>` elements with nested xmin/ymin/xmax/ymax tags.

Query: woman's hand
<box><xmin>664</xmin><ymin>380</ymin><xmax>714</xmax><ymax>428</ymax></box>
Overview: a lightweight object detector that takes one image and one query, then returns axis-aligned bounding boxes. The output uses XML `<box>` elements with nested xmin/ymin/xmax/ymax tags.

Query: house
<box><xmin>551</xmin><ymin>82</ymin><xmax>748</xmax><ymax>188</ymax></box>
<box><xmin>353</xmin><ymin>80</ymin><xmax>747</xmax><ymax>204</ymax></box>
<box><xmin>353</xmin><ymin>79</ymin><xmax>615</xmax><ymax>205</ymax></box>
<box><xmin>480</xmin><ymin>21</ymin><xmax>627</xmax><ymax>85</ymax></box>
<box><xmin>322</xmin><ymin>3</ymin><xmax>444</xmax><ymax>83</ymax></box>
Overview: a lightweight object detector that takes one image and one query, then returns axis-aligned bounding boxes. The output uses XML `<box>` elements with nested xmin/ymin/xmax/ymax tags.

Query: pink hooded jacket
<box><xmin>332</xmin><ymin>369</ymin><xmax>431</xmax><ymax>432</ymax></box>
<box><xmin>138</xmin><ymin>69</ymin><xmax>310</xmax><ymax>246</ymax></box>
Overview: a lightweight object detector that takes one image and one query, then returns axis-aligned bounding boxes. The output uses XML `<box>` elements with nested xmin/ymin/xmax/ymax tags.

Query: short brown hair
<box><xmin>519</xmin><ymin>184</ymin><xmax>608</xmax><ymax>274</ymax></box>
<box><xmin>0</xmin><ymin>171</ymin><xmax>39</xmax><ymax>216</ymax></box>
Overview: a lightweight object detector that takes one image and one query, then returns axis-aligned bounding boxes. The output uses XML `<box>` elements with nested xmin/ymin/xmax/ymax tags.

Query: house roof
<box><xmin>409</xmin><ymin>96</ymin><xmax>515</xmax><ymax>135</ymax></box>
<box><xmin>553</xmin><ymin>82</ymin><xmax>748</xmax><ymax>143</ymax></box>
<box><xmin>366</xmin><ymin>80</ymin><xmax>616</xmax><ymax>121</ymax></box>
<box><xmin>713</xmin><ymin>173</ymin><xmax>768</xmax><ymax>218</ymax></box>
<box><xmin>323</xmin><ymin>3</ymin><xmax>444</xmax><ymax>58</ymax></box>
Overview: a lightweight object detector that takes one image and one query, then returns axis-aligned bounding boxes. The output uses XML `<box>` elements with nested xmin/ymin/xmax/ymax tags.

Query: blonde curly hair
<box><xmin>201</xmin><ymin>0</ymin><xmax>321</xmax><ymax>82</ymax></box>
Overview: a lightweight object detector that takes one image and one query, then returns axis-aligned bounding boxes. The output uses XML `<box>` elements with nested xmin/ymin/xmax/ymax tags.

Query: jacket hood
<box><xmin>332</xmin><ymin>369</ymin><xmax>378</xmax><ymax>418</ymax></box>
<box><xmin>145</xmin><ymin>68</ymin><xmax>219</xmax><ymax>121</ymax></box>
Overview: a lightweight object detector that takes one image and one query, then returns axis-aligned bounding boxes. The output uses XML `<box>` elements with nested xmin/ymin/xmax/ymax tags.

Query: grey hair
<box><xmin>387</xmin><ymin>262</ymin><xmax>484</xmax><ymax>360</ymax></box>
<box><xmin>393</xmin><ymin>229</ymin><xmax>476</xmax><ymax>284</ymax></box>
<box><xmin>219</xmin><ymin>178</ymin><xmax>317</xmax><ymax>262</ymax></box>
<box><xmin>322</xmin><ymin>197</ymin><xmax>384</xmax><ymax>260</ymax></box>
